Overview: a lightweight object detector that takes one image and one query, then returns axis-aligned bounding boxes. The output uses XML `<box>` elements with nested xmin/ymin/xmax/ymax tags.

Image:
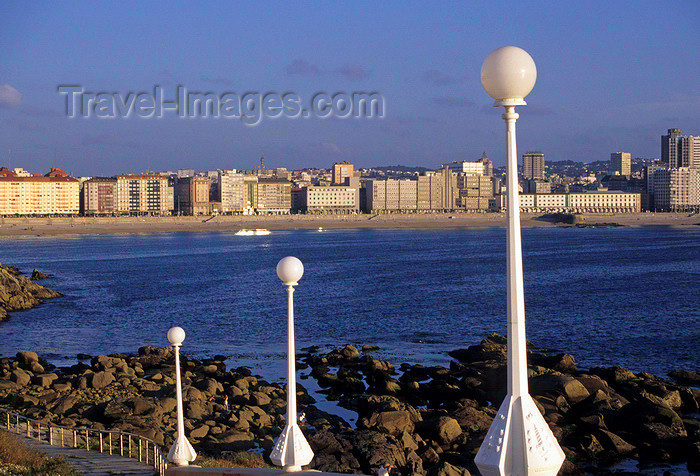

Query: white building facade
<box><xmin>302</xmin><ymin>186</ymin><xmax>359</xmax><ymax>214</ymax></box>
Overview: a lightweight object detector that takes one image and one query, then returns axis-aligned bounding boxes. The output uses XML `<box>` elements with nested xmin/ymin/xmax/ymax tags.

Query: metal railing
<box><xmin>0</xmin><ymin>407</ymin><xmax>167</xmax><ymax>476</ymax></box>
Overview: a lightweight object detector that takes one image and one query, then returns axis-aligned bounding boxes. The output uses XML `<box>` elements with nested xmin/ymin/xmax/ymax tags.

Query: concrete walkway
<box><xmin>15</xmin><ymin>432</ymin><xmax>157</xmax><ymax>475</ymax></box>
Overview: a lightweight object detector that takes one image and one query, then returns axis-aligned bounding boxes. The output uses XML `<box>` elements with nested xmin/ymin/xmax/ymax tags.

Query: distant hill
<box><xmin>368</xmin><ymin>165</ymin><xmax>430</xmax><ymax>173</ymax></box>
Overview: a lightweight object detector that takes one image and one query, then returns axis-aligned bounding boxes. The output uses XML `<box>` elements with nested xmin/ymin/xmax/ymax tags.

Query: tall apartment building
<box><xmin>480</xmin><ymin>153</ymin><xmax>493</xmax><ymax>176</ymax></box>
<box><xmin>366</xmin><ymin>167</ymin><xmax>497</xmax><ymax>213</ymax></box>
<box><xmin>0</xmin><ymin>167</ymin><xmax>79</xmax><ymax>215</ymax></box>
<box><xmin>662</xmin><ymin>128</ymin><xmax>682</xmax><ymax>166</ymax></box>
<box><xmin>417</xmin><ymin>172</ymin><xmax>445</xmax><ymax>211</ymax></box>
<box><xmin>301</xmin><ymin>186</ymin><xmax>359</xmax><ymax>214</ymax></box>
<box><xmin>456</xmin><ymin>174</ymin><xmax>493</xmax><ymax>210</ymax></box>
<box><xmin>332</xmin><ymin>161</ymin><xmax>355</xmax><ymax>185</ymax></box>
<box><xmin>662</xmin><ymin>128</ymin><xmax>700</xmax><ymax>168</ymax></box>
<box><xmin>176</xmin><ymin>176</ymin><xmax>210</xmax><ymax>215</ymax></box>
<box><xmin>678</xmin><ymin>135</ymin><xmax>700</xmax><ymax>168</ymax></box>
<box><xmin>82</xmin><ymin>177</ymin><xmax>117</xmax><ymax>215</ymax></box>
<box><xmin>610</xmin><ymin>152</ymin><xmax>631</xmax><ymax>177</ymax></box>
<box><xmin>522</xmin><ymin>151</ymin><xmax>545</xmax><ymax>180</ymax></box>
<box><xmin>366</xmin><ymin>179</ymin><xmax>419</xmax><ymax>212</ymax></box>
<box><xmin>116</xmin><ymin>174</ymin><xmax>174</xmax><ymax>215</ymax></box>
<box><xmin>652</xmin><ymin>167</ymin><xmax>700</xmax><ymax>212</ymax></box>
<box><xmin>256</xmin><ymin>178</ymin><xmax>291</xmax><ymax>214</ymax></box>
<box><xmin>219</xmin><ymin>170</ymin><xmax>257</xmax><ymax>214</ymax></box>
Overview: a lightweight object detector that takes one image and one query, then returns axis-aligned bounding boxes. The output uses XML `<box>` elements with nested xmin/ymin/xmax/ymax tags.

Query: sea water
<box><xmin>0</xmin><ymin>226</ymin><xmax>698</xmax><ymax>381</ymax></box>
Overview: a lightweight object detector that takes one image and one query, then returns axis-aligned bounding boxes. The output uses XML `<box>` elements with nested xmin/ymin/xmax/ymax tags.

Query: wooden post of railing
<box><xmin>99</xmin><ymin>432</ymin><xmax>103</xmax><ymax>453</ymax></box>
<box><xmin>120</xmin><ymin>433</ymin><xmax>124</xmax><ymax>456</ymax></box>
<box><xmin>128</xmin><ymin>434</ymin><xmax>132</xmax><ymax>458</ymax></box>
<box><xmin>48</xmin><ymin>424</ymin><xmax>53</xmax><ymax>445</ymax></box>
<box><xmin>61</xmin><ymin>427</ymin><xmax>64</xmax><ymax>447</ymax></box>
<box><xmin>73</xmin><ymin>429</ymin><xmax>77</xmax><ymax>448</ymax></box>
<box><xmin>26</xmin><ymin>420</ymin><xmax>30</xmax><ymax>438</ymax></box>
<box><xmin>85</xmin><ymin>429</ymin><xmax>89</xmax><ymax>451</ymax></box>
<box><xmin>139</xmin><ymin>437</ymin><xmax>142</xmax><ymax>462</ymax></box>
<box><xmin>109</xmin><ymin>432</ymin><xmax>112</xmax><ymax>455</ymax></box>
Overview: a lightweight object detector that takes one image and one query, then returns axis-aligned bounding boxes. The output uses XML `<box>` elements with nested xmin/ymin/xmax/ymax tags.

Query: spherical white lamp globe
<box><xmin>481</xmin><ymin>46</ymin><xmax>537</xmax><ymax>104</ymax></box>
<box><xmin>277</xmin><ymin>256</ymin><xmax>304</xmax><ymax>285</ymax></box>
<box><xmin>167</xmin><ymin>326</ymin><xmax>186</xmax><ymax>345</ymax></box>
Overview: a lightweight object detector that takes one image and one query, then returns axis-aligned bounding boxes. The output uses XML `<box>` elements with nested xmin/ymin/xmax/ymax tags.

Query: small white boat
<box><xmin>235</xmin><ymin>228</ymin><xmax>270</xmax><ymax>236</ymax></box>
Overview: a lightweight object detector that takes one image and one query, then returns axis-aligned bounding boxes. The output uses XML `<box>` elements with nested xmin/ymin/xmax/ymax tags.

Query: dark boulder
<box><xmin>530</xmin><ymin>374</ymin><xmax>590</xmax><ymax>404</ymax></box>
<box><xmin>31</xmin><ymin>269</ymin><xmax>53</xmax><ymax>280</ymax></box>
<box><xmin>417</xmin><ymin>416</ymin><xmax>463</xmax><ymax>446</ymax></box>
<box><xmin>309</xmin><ymin>430</ymin><xmax>361</xmax><ymax>473</ymax></box>
<box><xmin>669</xmin><ymin>369</ymin><xmax>700</xmax><ymax>387</ymax></box>
<box><xmin>426</xmin><ymin>461</ymin><xmax>472</xmax><ymax>476</ymax></box>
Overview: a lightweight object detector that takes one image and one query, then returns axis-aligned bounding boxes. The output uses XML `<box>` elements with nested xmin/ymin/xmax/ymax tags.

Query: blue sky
<box><xmin>1</xmin><ymin>1</ymin><xmax>698</xmax><ymax>176</ymax></box>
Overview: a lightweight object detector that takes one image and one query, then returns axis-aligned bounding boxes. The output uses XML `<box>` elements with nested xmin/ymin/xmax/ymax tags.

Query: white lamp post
<box><xmin>270</xmin><ymin>256</ymin><xmax>314</xmax><ymax>472</ymax></box>
<box><xmin>167</xmin><ymin>326</ymin><xmax>197</xmax><ymax>466</ymax></box>
<box><xmin>475</xmin><ymin>46</ymin><xmax>565</xmax><ymax>476</ymax></box>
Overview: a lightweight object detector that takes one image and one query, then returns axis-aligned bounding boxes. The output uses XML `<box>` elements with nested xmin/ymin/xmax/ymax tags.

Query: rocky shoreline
<box><xmin>0</xmin><ymin>264</ymin><xmax>62</xmax><ymax>322</ymax></box>
<box><xmin>0</xmin><ymin>335</ymin><xmax>697</xmax><ymax>475</ymax></box>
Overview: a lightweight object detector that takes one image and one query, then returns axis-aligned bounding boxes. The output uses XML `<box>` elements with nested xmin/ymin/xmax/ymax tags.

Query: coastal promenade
<box><xmin>0</xmin><ymin>212</ymin><xmax>698</xmax><ymax>236</ymax></box>
<box><xmin>6</xmin><ymin>425</ymin><xmax>156</xmax><ymax>475</ymax></box>
<box><xmin>3</xmin><ymin>414</ymin><xmax>359</xmax><ymax>476</ymax></box>
<box><xmin>10</xmin><ymin>427</ymin><xmax>359</xmax><ymax>476</ymax></box>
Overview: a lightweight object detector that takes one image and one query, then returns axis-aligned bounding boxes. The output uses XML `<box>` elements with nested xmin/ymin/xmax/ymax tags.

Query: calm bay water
<box><xmin>0</xmin><ymin>226</ymin><xmax>698</xmax><ymax>380</ymax></box>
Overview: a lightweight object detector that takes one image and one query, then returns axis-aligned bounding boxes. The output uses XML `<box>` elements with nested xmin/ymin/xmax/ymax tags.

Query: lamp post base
<box><xmin>168</xmin><ymin>434</ymin><xmax>197</xmax><ymax>466</ymax></box>
<box><xmin>475</xmin><ymin>394</ymin><xmax>565</xmax><ymax>476</ymax></box>
<box><xmin>271</xmin><ymin>422</ymin><xmax>314</xmax><ymax>471</ymax></box>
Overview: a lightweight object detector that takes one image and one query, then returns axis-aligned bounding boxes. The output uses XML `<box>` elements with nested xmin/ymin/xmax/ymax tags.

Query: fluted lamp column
<box><xmin>475</xmin><ymin>46</ymin><xmax>565</xmax><ymax>476</ymax></box>
<box><xmin>270</xmin><ymin>256</ymin><xmax>314</xmax><ymax>472</ymax></box>
<box><xmin>167</xmin><ymin>326</ymin><xmax>197</xmax><ymax>466</ymax></box>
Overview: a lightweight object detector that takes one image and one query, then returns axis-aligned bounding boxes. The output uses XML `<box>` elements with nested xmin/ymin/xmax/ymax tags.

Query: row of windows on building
<box><xmin>2</xmin><ymin>166</ymin><xmax>696</xmax><ymax>216</ymax></box>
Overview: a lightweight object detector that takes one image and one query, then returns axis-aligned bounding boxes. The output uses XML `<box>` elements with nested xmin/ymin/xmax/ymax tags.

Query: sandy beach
<box><xmin>0</xmin><ymin>212</ymin><xmax>698</xmax><ymax>237</ymax></box>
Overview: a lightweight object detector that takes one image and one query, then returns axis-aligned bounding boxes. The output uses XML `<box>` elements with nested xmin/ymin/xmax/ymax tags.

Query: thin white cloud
<box><xmin>0</xmin><ymin>84</ymin><xmax>22</xmax><ymax>109</ymax></box>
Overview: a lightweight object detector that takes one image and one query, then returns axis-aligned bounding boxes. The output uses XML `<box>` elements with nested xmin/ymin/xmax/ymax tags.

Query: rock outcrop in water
<box><xmin>0</xmin><ymin>335</ymin><xmax>697</xmax><ymax>475</ymax></box>
<box><xmin>0</xmin><ymin>264</ymin><xmax>63</xmax><ymax>322</ymax></box>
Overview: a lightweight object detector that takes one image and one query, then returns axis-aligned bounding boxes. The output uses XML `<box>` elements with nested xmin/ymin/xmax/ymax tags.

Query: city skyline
<box><xmin>1</xmin><ymin>2</ymin><xmax>698</xmax><ymax>176</ymax></box>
